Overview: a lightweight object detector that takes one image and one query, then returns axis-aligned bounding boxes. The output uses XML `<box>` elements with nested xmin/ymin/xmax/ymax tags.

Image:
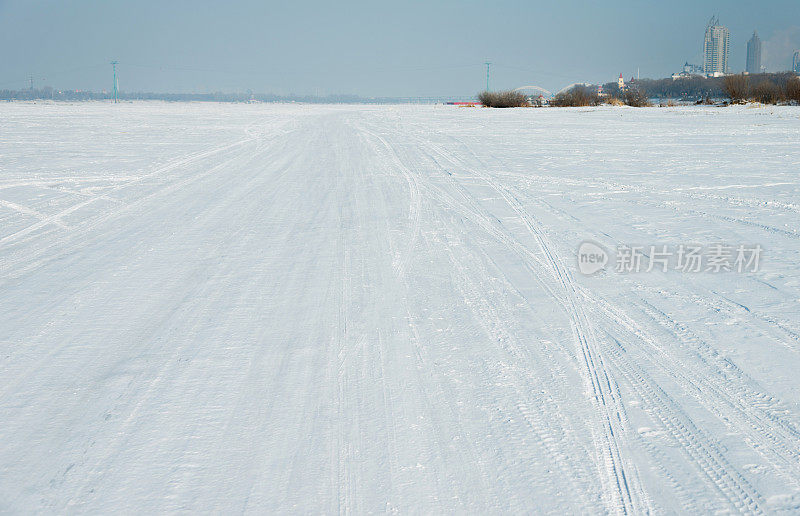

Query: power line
<box><xmin>1</xmin><ymin>59</ymin><xmax>586</xmax><ymax>97</ymax></box>
<box><xmin>491</xmin><ymin>63</ymin><xmax>578</xmax><ymax>81</ymax></box>
<box><xmin>0</xmin><ymin>64</ymin><xmax>107</xmax><ymax>89</ymax></box>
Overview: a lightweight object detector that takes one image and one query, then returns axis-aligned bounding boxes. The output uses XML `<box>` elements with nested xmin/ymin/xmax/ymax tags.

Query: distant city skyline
<box><xmin>746</xmin><ymin>31</ymin><xmax>762</xmax><ymax>74</ymax></box>
<box><xmin>1</xmin><ymin>0</ymin><xmax>799</xmax><ymax>96</ymax></box>
<box><xmin>704</xmin><ymin>17</ymin><xmax>730</xmax><ymax>76</ymax></box>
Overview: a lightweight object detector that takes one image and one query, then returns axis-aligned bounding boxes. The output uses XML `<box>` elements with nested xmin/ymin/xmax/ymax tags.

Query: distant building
<box><xmin>794</xmin><ymin>51</ymin><xmax>800</xmax><ymax>73</ymax></box>
<box><xmin>618</xmin><ymin>73</ymin><xmax>625</xmax><ymax>91</ymax></box>
<box><xmin>704</xmin><ymin>16</ymin><xmax>730</xmax><ymax>76</ymax></box>
<box><xmin>684</xmin><ymin>62</ymin><xmax>703</xmax><ymax>74</ymax></box>
<box><xmin>672</xmin><ymin>62</ymin><xmax>704</xmax><ymax>80</ymax></box>
<box><xmin>746</xmin><ymin>31</ymin><xmax>762</xmax><ymax>74</ymax></box>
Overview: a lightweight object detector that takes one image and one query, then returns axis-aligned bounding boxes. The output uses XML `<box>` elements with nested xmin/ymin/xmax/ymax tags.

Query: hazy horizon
<box><xmin>2</xmin><ymin>0</ymin><xmax>800</xmax><ymax>97</ymax></box>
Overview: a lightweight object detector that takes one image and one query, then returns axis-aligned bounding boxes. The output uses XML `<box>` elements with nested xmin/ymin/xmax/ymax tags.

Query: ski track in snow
<box><xmin>1</xmin><ymin>102</ymin><xmax>800</xmax><ymax>514</ymax></box>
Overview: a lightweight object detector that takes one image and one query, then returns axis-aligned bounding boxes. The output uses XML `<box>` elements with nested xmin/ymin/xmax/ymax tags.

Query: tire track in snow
<box><xmin>0</xmin><ymin>142</ymin><xmax>285</xmax><ymax>402</ymax></box>
<box><xmin>347</xmin><ymin>118</ymin><xmax>422</xmax><ymax>280</ymax></box>
<box><xmin>421</xmin><ymin>128</ymin><xmax>800</xmax><ymax>511</ymax></box>
<box><xmin>359</xmin><ymin>119</ymin><xmax>653</xmax><ymax>514</ymax></box>
<box><xmin>507</xmin><ymin>184</ymin><xmax>800</xmax><ymax>496</ymax></box>
<box><xmin>404</xmin><ymin>128</ymin><xmax>785</xmax><ymax>514</ymax></box>
<box><xmin>415</xmin><ymin>171</ymin><xmax>767</xmax><ymax>512</ymax></box>
<box><xmin>395</xmin><ymin>131</ymin><xmax>652</xmax><ymax>514</ymax></box>
<box><xmin>429</xmin><ymin>214</ymin><xmax>603</xmax><ymax>511</ymax></box>
<box><xmin>60</xmin><ymin>140</ymin><xmax>302</xmax><ymax>509</ymax></box>
<box><xmin>0</xmin><ymin>199</ymin><xmax>69</xmax><ymax>229</ymax></box>
<box><xmin>358</xmin><ymin>123</ymin><xmax>490</xmax><ymax>511</ymax></box>
<box><xmin>515</xmin><ymin>194</ymin><xmax>800</xmax><ymax>353</ymax></box>
<box><xmin>0</xmin><ymin>122</ymin><xmax>296</xmax><ymax>282</ymax></box>
<box><xmin>0</xmin><ymin>135</ymin><xmax>257</xmax><ymax>247</ymax></box>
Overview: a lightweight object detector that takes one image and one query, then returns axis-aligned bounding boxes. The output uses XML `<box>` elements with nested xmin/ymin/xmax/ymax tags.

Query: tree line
<box><xmin>0</xmin><ymin>87</ymin><xmax>411</xmax><ymax>104</ymax></box>
<box><xmin>722</xmin><ymin>73</ymin><xmax>800</xmax><ymax>104</ymax></box>
<box><xmin>608</xmin><ymin>72</ymin><xmax>800</xmax><ymax>103</ymax></box>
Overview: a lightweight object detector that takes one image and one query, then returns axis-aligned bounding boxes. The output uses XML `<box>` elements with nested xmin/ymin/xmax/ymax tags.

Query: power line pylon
<box><xmin>111</xmin><ymin>61</ymin><xmax>119</xmax><ymax>103</ymax></box>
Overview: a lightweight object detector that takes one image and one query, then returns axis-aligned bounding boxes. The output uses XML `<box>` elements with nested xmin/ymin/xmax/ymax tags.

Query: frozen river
<box><xmin>1</xmin><ymin>101</ymin><xmax>800</xmax><ymax>513</ymax></box>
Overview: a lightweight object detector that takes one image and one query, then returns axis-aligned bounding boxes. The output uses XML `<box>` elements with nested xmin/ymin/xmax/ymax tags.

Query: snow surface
<box><xmin>1</xmin><ymin>101</ymin><xmax>800</xmax><ymax>514</ymax></box>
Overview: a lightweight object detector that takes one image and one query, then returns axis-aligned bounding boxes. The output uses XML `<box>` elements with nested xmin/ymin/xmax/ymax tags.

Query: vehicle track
<box><xmin>358</xmin><ymin>119</ymin><xmax>658</xmax><ymax>514</ymax></box>
<box><xmin>396</xmin><ymin>127</ymin><xmax>787</xmax><ymax>513</ymax></box>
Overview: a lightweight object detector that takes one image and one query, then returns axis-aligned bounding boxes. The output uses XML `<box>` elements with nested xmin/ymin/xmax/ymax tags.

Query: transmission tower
<box><xmin>485</xmin><ymin>62</ymin><xmax>491</xmax><ymax>92</ymax></box>
<box><xmin>111</xmin><ymin>61</ymin><xmax>119</xmax><ymax>103</ymax></box>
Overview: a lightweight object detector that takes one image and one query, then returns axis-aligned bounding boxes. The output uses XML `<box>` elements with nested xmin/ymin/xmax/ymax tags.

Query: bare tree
<box><xmin>785</xmin><ymin>77</ymin><xmax>800</xmax><ymax>104</ymax></box>
<box><xmin>549</xmin><ymin>86</ymin><xmax>601</xmax><ymax>107</ymax></box>
<box><xmin>723</xmin><ymin>75</ymin><xmax>750</xmax><ymax>103</ymax></box>
<box><xmin>752</xmin><ymin>80</ymin><xmax>781</xmax><ymax>104</ymax></box>
<box><xmin>623</xmin><ymin>88</ymin><xmax>650</xmax><ymax>107</ymax></box>
<box><xmin>477</xmin><ymin>90</ymin><xmax>529</xmax><ymax>108</ymax></box>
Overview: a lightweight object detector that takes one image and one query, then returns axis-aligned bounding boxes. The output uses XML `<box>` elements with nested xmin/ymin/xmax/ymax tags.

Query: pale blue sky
<box><xmin>2</xmin><ymin>0</ymin><xmax>799</xmax><ymax>96</ymax></box>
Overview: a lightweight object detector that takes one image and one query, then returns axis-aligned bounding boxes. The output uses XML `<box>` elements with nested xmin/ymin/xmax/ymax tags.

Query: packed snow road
<box><xmin>1</xmin><ymin>102</ymin><xmax>800</xmax><ymax>513</ymax></box>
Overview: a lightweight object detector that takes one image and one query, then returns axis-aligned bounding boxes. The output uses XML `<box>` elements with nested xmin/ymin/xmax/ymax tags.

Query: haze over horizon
<box><xmin>2</xmin><ymin>0</ymin><xmax>800</xmax><ymax>97</ymax></box>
